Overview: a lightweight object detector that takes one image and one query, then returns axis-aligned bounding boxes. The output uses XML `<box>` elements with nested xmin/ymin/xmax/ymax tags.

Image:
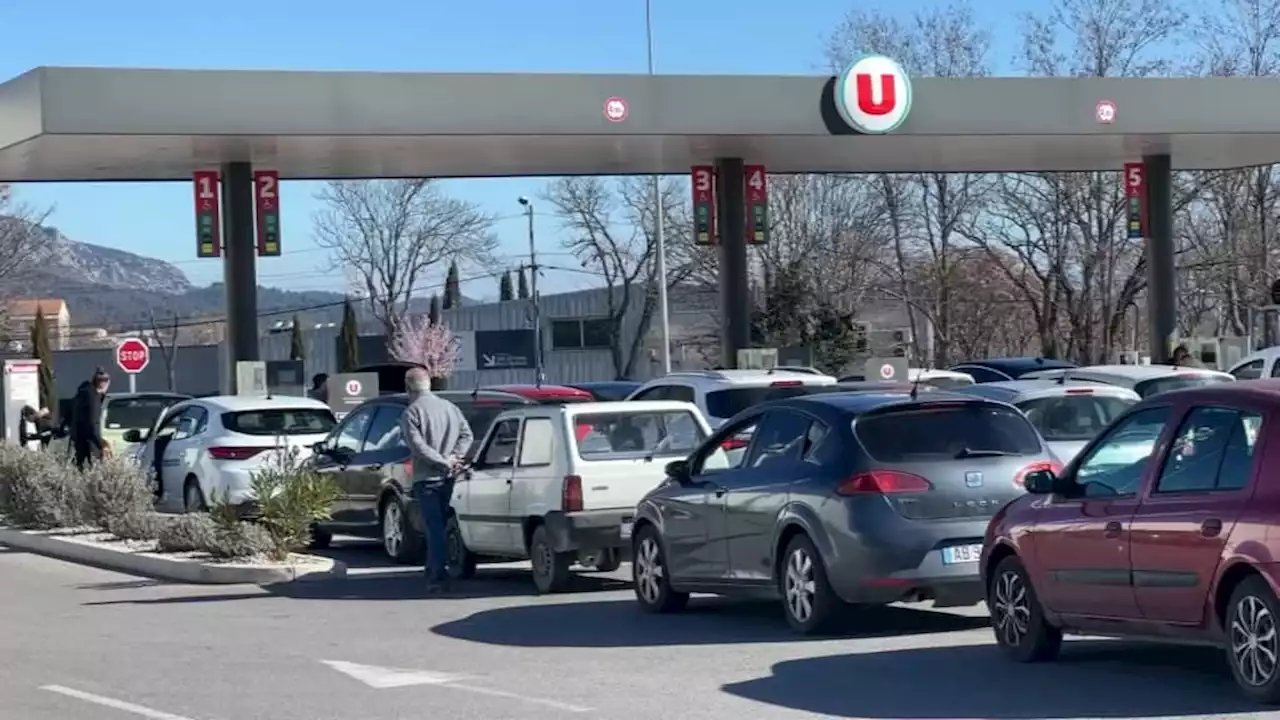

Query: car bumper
<box><xmin>826</xmin><ymin>505</ymin><xmax>990</xmax><ymax>607</ymax></box>
<box><xmin>544</xmin><ymin>509</ymin><xmax>634</xmax><ymax>555</ymax></box>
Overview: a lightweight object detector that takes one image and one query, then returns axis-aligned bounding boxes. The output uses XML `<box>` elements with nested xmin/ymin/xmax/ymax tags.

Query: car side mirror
<box><xmin>311</xmin><ymin>441</ymin><xmax>330</xmax><ymax>456</ymax></box>
<box><xmin>665</xmin><ymin>459</ymin><xmax>691</xmax><ymax>484</ymax></box>
<box><xmin>1025</xmin><ymin>469</ymin><xmax>1073</xmax><ymax>495</ymax></box>
<box><xmin>122</xmin><ymin>429</ymin><xmax>143</xmax><ymax>443</ymax></box>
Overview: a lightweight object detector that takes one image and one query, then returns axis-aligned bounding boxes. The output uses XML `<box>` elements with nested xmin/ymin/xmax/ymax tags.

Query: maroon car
<box><xmin>981</xmin><ymin>380</ymin><xmax>1280</xmax><ymax>701</ymax></box>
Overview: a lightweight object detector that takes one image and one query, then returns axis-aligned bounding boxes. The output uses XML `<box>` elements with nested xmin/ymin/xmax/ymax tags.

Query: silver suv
<box><xmin>626</xmin><ymin>369</ymin><xmax>837</xmax><ymax>428</ymax></box>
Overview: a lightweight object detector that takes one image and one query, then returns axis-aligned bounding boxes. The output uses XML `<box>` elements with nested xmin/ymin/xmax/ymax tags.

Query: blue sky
<box><xmin>2</xmin><ymin>0</ymin><xmax>1031</xmax><ymax>301</ymax></box>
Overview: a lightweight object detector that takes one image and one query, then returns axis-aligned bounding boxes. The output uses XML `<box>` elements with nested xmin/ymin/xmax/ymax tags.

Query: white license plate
<box><xmin>942</xmin><ymin>544</ymin><xmax>983</xmax><ymax>564</ymax></box>
<box><xmin>619</xmin><ymin>520</ymin><xmax>633</xmax><ymax>539</ymax></box>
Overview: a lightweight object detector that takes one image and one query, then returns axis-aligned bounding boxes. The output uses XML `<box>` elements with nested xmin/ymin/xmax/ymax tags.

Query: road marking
<box><xmin>322</xmin><ymin>660</ymin><xmax>592</xmax><ymax>713</ymax></box>
<box><xmin>40</xmin><ymin>685</ymin><xmax>199</xmax><ymax>720</ymax></box>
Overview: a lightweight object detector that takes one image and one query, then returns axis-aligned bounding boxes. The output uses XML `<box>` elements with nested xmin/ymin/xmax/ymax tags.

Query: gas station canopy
<box><xmin>2</xmin><ymin>66</ymin><xmax>1280</xmax><ymax>181</ymax></box>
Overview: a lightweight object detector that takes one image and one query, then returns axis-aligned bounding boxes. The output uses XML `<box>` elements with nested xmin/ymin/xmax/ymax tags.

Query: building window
<box><xmin>551</xmin><ymin>318</ymin><xmax>614</xmax><ymax>350</ymax></box>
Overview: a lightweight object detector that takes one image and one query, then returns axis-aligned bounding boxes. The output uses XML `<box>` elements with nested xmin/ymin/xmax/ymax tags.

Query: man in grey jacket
<box><xmin>399</xmin><ymin>367</ymin><xmax>473</xmax><ymax>592</ymax></box>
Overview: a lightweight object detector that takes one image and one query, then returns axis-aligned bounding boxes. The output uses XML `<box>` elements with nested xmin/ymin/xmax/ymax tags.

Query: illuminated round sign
<box><xmin>345</xmin><ymin>379</ymin><xmax>362</xmax><ymax>396</ymax></box>
<box><xmin>835</xmin><ymin>54</ymin><xmax>912</xmax><ymax>134</ymax></box>
<box><xmin>879</xmin><ymin>363</ymin><xmax>895</xmax><ymax>380</ymax></box>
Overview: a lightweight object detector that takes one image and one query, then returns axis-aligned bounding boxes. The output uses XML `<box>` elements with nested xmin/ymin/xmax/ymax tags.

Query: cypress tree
<box><xmin>428</xmin><ymin>294</ymin><xmax>442</xmax><ymax>325</ymax></box>
<box><xmin>30</xmin><ymin>308</ymin><xmax>56</xmax><ymax>413</ymax></box>
<box><xmin>499</xmin><ymin>271</ymin><xmax>514</xmax><ymax>301</ymax></box>
<box><xmin>517</xmin><ymin>267</ymin><xmax>530</xmax><ymax>299</ymax></box>
<box><xmin>289</xmin><ymin>313</ymin><xmax>306</xmax><ymax>361</ymax></box>
<box><xmin>338</xmin><ymin>298</ymin><xmax>360</xmax><ymax>372</ymax></box>
<box><xmin>443</xmin><ymin>261</ymin><xmax>462</xmax><ymax>309</ymax></box>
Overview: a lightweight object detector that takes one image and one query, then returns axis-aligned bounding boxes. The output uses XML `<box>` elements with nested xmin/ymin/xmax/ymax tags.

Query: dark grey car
<box><xmin>629</xmin><ymin>392</ymin><xmax>1058</xmax><ymax>634</ymax></box>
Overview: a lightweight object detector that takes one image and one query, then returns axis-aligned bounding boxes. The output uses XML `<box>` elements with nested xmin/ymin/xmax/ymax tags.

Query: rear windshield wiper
<box><xmin>954</xmin><ymin>447</ymin><xmax>1018</xmax><ymax>459</ymax></box>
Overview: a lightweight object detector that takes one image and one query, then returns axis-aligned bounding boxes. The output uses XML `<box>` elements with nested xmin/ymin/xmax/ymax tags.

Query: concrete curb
<box><xmin>0</xmin><ymin>527</ymin><xmax>347</xmax><ymax>585</ymax></box>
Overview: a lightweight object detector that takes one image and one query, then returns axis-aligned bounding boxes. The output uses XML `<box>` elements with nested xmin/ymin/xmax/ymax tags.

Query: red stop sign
<box><xmin>116</xmin><ymin>338</ymin><xmax>150</xmax><ymax>374</ymax></box>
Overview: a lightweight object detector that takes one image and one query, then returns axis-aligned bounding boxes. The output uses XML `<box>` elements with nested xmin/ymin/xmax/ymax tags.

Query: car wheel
<box><xmin>445</xmin><ymin>515</ymin><xmax>477</xmax><ymax>580</ymax></box>
<box><xmin>593</xmin><ymin>548</ymin><xmax>622</xmax><ymax>573</ymax></box>
<box><xmin>780</xmin><ymin>534</ymin><xmax>838</xmax><ymax>635</ymax></box>
<box><xmin>1226</xmin><ymin>576</ymin><xmax>1280</xmax><ymax>703</ymax></box>
<box><xmin>989</xmin><ymin>555</ymin><xmax>1062</xmax><ymax>662</ymax></box>
<box><xmin>380</xmin><ymin>495</ymin><xmax>423</xmax><ymax>565</ymax></box>
<box><xmin>529</xmin><ymin>525</ymin><xmax>572</xmax><ymax>594</ymax></box>
<box><xmin>182</xmin><ymin>478</ymin><xmax>207</xmax><ymax>513</ymax></box>
<box><xmin>308</xmin><ymin>525</ymin><xmax>332</xmax><ymax>550</ymax></box>
<box><xmin>633</xmin><ymin>526</ymin><xmax>688</xmax><ymax>613</ymax></box>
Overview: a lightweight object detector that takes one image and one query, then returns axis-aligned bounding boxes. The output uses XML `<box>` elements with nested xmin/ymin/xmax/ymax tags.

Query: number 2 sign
<box><xmin>1124</xmin><ymin>162</ymin><xmax>1145</xmax><ymax>239</ymax></box>
<box><xmin>254</xmin><ymin>170</ymin><xmax>282</xmax><ymax>257</ymax></box>
<box><xmin>193</xmin><ymin>170</ymin><xmax>221</xmax><ymax>258</ymax></box>
<box><xmin>744</xmin><ymin>165</ymin><xmax>768</xmax><ymax>245</ymax></box>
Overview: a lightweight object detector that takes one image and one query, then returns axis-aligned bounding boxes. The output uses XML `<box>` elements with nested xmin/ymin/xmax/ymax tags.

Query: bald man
<box><xmin>399</xmin><ymin>367</ymin><xmax>473</xmax><ymax>592</ymax></box>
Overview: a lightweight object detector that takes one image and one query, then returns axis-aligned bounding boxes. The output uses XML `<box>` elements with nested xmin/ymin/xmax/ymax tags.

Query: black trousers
<box><xmin>73</xmin><ymin>442</ymin><xmax>100</xmax><ymax>470</ymax></box>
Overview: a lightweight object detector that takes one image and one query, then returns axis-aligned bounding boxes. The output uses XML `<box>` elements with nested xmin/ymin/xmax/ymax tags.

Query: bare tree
<box><xmin>312</xmin><ymin>180</ymin><xmax>497</xmax><ymax>338</ymax></box>
<box><xmin>542</xmin><ymin>176</ymin><xmax>692</xmax><ymax>378</ymax></box>
<box><xmin>0</xmin><ymin>185</ymin><xmax>52</xmax><ymax>342</ymax></box>
<box><xmin>148</xmin><ymin>310</ymin><xmax>180</xmax><ymax>391</ymax></box>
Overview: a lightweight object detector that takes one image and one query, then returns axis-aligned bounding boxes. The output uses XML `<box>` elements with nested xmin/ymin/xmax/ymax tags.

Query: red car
<box><xmin>982</xmin><ymin>380</ymin><xmax>1280</xmax><ymax>701</ymax></box>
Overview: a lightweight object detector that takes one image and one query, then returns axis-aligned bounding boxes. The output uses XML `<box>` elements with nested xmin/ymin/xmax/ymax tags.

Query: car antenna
<box><xmin>1057</xmin><ymin>368</ymin><xmax>1070</xmax><ymax>386</ymax></box>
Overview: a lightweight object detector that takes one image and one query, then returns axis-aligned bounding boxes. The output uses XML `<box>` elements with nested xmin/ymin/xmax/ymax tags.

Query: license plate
<box><xmin>942</xmin><ymin>543</ymin><xmax>983</xmax><ymax>564</ymax></box>
<box><xmin>619</xmin><ymin>520</ymin><xmax>633</xmax><ymax>539</ymax></box>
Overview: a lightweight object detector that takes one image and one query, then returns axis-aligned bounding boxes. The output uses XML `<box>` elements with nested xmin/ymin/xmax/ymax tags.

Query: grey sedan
<box><xmin>628</xmin><ymin>392</ymin><xmax>1057</xmax><ymax>635</ymax></box>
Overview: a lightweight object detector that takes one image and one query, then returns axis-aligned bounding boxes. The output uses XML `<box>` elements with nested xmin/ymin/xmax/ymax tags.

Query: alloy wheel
<box><xmin>993</xmin><ymin>570</ymin><xmax>1032</xmax><ymax>647</ymax></box>
<box><xmin>383</xmin><ymin>503</ymin><xmax>403</xmax><ymax>558</ymax></box>
<box><xmin>635</xmin><ymin>537</ymin><xmax>664</xmax><ymax>604</ymax></box>
<box><xmin>1232</xmin><ymin>594</ymin><xmax>1279</xmax><ymax>687</ymax></box>
<box><xmin>784</xmin><ymin>547</ymin><xmax>816</xmax><ymax>623</ymax></box>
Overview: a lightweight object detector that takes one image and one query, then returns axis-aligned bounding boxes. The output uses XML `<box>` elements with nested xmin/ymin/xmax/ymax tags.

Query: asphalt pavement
<box><xmin>0</xmin><ymin>538</ymin><xmax>1274</xmax><ymax>720</ymax></box>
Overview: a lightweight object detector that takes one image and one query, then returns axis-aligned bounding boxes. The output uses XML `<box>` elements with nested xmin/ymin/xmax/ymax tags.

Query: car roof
<box><xmin>769</xmin><ymin>390</ymin><xmax>998</xmax><ymax>416</ymax></box>
<box><xmin>955</xmin><ymin>379</ymin><xmax>1141</xmax><ymax>402</ymax></box>
<box><xmin>568</xmin><ymin>381</ymin><xmax>641</xmax><ymax>389</ymax></box>
<box><xmin>1138</xmin><ymin>378</ymin><xmax>1280</xmax><ymax>405</ymax></box>
<box><xmin>567</xmin><ymin>400</ymin><xmax>699</xmax><ymax>415</ymax></box>
<box><xmin>1025</xmin><ymin>365</ymin><xmax>1233</xmax><ymax>381</ymax></box>
<box><xmin>1229</xmin><ymin>346</ymin><xmax>1280</xmax><ymax>372</ymax></box>
<box><xmin>485</xmin><ymin>383</ymin><xmax>593</xmax><ymax>397</ymax></box>
<box><xmin>191</xmin><ymin>394</ymin><xmax>332</xmax><ymax>412</ymax></box>
<box><xmin>650</xmin><ymin>369</ymin><xmax>837</xmax><ymax>387</ymax></box>
<box><xmin>951</xmin><ymin>357</ymin><xmax>1077</xmax><ymax>374</ymax></box>
<box><xmin>106</xmin><ymin>392</ymin><xmax>190</xmax><ymax>401</ymax></box>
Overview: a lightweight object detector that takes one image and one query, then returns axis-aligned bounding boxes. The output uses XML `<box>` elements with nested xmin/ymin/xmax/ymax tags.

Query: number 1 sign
<box><xmin>744</xmin><ymin>165</ymin><xmax>768</xmax><ymax>245</ymax></box>
<box><xmin>193</xmin><ymin>170</ymin><xmax>221</xmax><ymax>258</ymax></box>
<box><xmin>254</xmin><ymin>170</ymin><xmax>281</xmax><ymax>257</ymax></box>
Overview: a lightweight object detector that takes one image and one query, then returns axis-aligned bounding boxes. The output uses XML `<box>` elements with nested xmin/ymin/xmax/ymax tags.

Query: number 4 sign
<box><xmin>1124</xmin><ymin>162</ymin><xmax>1145</xmax><ymax>239</ymax></box>
<box><xmin>254</xmin><ymin>170</ymin><xmax>281</xmax><ymax>257</ymax></box>
<box><xmin>744</xmin><ymin>165</ymin><xmax>768</xmax><ymax>245</ymax></box>
<box><xmin>193</xmin><ymin>170</ymin><xmax>221</xmax><ymax>258</ymax></box>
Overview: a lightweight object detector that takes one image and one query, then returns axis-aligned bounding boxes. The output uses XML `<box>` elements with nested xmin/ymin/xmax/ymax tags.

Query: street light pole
<box><xmin>519</xmin><ymin>197</ymin><xmax>545</xmax><ymax>384</ymax></box>
<box><xmin>646</xmin><ymin>0</ymin><xmax>672</xmax><ymax>374</ymax></box>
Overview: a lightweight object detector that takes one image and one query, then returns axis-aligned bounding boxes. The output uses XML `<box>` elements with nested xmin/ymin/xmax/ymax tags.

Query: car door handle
<box><xmin>1201</xmin><ymin>518</ymin><xmax>1223</xmax><ymax>538</ymax></box>
<box><xmin>714</xmin><ymin>486</ymin><xmax>727</xmax><ymax>498</ymax></box>
<box><xmin>367</xmin><ymin>463</ymin><xmax>383</xmax><ymax>471</ymax></box>
<box><xmin>1104</xmin><ymin>521</ymin><xmax>1123</xmax><ymax>538</ymax></box>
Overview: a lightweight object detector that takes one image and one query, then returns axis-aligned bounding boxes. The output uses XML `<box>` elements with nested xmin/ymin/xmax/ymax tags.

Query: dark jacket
<box><xmin>20</xmin><ymin>415</ymin><xmax>55</xmax><ymax>448</ymax></box>
<box><xmin>71</xmin><ymin>381</ymin><xmax>105</xmax><ymax>450</ymax></box>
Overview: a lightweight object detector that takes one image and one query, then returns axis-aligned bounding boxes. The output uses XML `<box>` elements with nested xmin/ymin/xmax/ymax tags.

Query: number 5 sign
<box><xmin>1124</xmin><ymin>162</ymin><xmax>1145</xmax><ymax>240</ymax></box>
<box><xmin>254</xmin><ymin>170</ymin><xmax>282</xmax><ymax>257</ymax></box>
<box><xmin>744</xmin><ymin>165</ymin><xmax>768</xmax><ymax>245</ymax></box>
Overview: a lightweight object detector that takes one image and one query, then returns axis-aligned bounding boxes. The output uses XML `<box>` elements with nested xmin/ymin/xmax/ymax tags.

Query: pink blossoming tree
<box><xmin>387</xmin><ymin>315</ymin><xmax>460</xmax><ymax>379</ymax></box>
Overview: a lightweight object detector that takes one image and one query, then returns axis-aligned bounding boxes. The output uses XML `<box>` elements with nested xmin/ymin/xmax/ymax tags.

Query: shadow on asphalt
<box><xmin>721</xmin><ymin>640</ymin><xmax>1262</xmax><ymax>718</ymax></box>
<box><xmin>81</xmin><ymin>566</ymin><xmax>628</xmax><ymax>605</ymax></box>
<box><xmin>432</xmin><ymin>598</ymin><xmax>988</xmax><ymax>647</ymax></box>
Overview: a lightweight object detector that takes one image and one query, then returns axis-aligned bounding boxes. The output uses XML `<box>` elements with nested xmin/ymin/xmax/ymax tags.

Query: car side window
<box><xmin>479</xmin><ymin>419</ymin><xmax>520</xmax><ymax>468</ymax></box>
<box><xmin>1234</xmin><ymin>359</ymin><xmax>1265</xmax><ymax>380</ymax></box>
<box><xmin>694</xmin><ymin>416</ymin><xmax>761</xmax><ymax>474</ymax></box>
<box><xmin>666</xmin><ymin>385</ymin><xmax>695</xmax><ymax>403</ymax></box>
<box><xmin>363</xmin><ymin>406</ymin><xmax>405</xmax><ymax>452</ymax></box>
<box><xmin>518</xmin><ymin>417</ymin><xmax>553</xmax><ymax>467</ymax></box>
<box><xmin>332</xmin><ymin>406</ymin><xmax>376</xmax><ymax>454</ymax></box>
<box><xmin>154</xmin><ymin>408</ymin><xmax>187</xmax><ymax>440</ymax></box>
<box><xmin>956</xmin><ymin>366</ymin><xmax>1008</xmax><ymax>383</ymax></box>
<box><xmin>630</xmin><ymin>386</ymin><xmax>669</xmax><ymax>401</ymax></box>
<box><xmin>1270</xmin><ymin>362</ymin><xmax>1280</xmax><ymax>379</ymax></box>
<box><xmin>172</xmin><ymin>407</ymin><xmax>207</xmax><ymax>441</ymax></box>
<box><xmin>1072</xmin><ymin>406</ymin><xmax>1172</xmax><ymax>498</ymax></box>
<box><xmin>1154</xmin><ymin>407</ymin><xmax>1240</xmax><ymax>493</ymax></box>
<box><xmin>1216</xmin><ymin>412</ymin><xmax>1264</xmax><ymax>490</ymax></box>
<box><xmin>744</xmin><ymin>411</ymin><xmax>812</xmax><ymax>470</ymax></box>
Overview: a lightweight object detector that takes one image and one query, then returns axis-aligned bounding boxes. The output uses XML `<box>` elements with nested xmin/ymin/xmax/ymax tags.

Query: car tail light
<box><xmin>1064</xmin><ymin>388</ymin><xmax>1093</xmax><ymax>395</ymax></box>
<box><xmin>722</xmin><ymin>437</ymin><xmax>749</xmax><ymax>451</ymax></box>
<box><xmin>770</xmin><ymin>380</ymin><xmax>802</xmax><ymax>387</ymax></box>
<box><xmin>1014</xmin><ymin>460</ymin><xmax>1065</xmax><ymax>488</ymax></box>
<box><xmin>836</xmin><ymin>470</ymin><xmax>932</xmax><ymax>495</ymax></box>
<box><xmin>404</xmin><ymin>459</ymin><xmax>413</xmax><ymax>475</ymax></box>
<box><xmin>562</xmin><ymin>474</ymin><xmax>583</xmax><ymax>512</ymax></box>
<box><xmin>208</xmin><ymin>446</ymin><xmax>268</xmax><ymax>461</ymax></box>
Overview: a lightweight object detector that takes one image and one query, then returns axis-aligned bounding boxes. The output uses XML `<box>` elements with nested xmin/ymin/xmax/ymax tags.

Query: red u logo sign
<box><xmin>856</xmin><ymin>74</ymin><xmax>896</xmax><ymax>116</ymax></box>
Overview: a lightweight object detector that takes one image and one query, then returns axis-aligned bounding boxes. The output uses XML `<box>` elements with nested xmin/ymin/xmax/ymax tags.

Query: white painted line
<box><xmin>322</xmin><ymin>659</ymin><xmax>470</xmax><ymax>688</ymax></box>
<box><xmin>445</xmin><ymin>682</ymin><xmax>594</xmax><ymax>713</ymax></box>
<box><xmin>40</xmin><ymin>685</ymin><xmax>199</xmax><ymax>720</ymax></box>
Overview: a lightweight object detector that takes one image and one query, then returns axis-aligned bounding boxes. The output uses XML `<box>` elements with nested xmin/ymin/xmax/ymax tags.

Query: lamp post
<box><xmin>645</xmin><ymin>0</ymin><xmax>672</xmax><ymax>374</ymax></box>
<box><xmin>518</xmin><ymin>196</ymin><xmax>545</xmax><ymax>384</ymax></box>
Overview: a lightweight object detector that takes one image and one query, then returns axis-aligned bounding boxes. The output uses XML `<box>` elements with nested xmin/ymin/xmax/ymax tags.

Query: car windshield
<box><xmin>705</xmin><ymin>385</ymin><xmax>827</xmax><ymax>419</ymax></box>
<box><xmin>104</xmin><ymin>397</ymin><xmax>184</xmax><ymax>430</ymax></box>
<box><xmin>918</xmin><ymin>375</ymin><xmax>974</xmax><ymax>390</ymax></box>
<box><xmin>1135</xmin><ymin>374</ymin><xmax>1232</xmax><ymax>398</ymax></box>
<box><xmin>1016</xmin><ymin>395</ymin><xmax>1135</xmax><ymax>441</ymax></box>
<box><xmin>855</xmin><ymin>402</ymin><xmax>1043</xmax><ymax>462</ymax></box>
<box><xmin>222</xmin><ymin>408</ymin><xmax>336</xmax><ymax>436</ymax></box>
<box><xmin>573</xmin><ymin>410</ymin><xmax>706</xmax><ymax>459</ymax></box>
